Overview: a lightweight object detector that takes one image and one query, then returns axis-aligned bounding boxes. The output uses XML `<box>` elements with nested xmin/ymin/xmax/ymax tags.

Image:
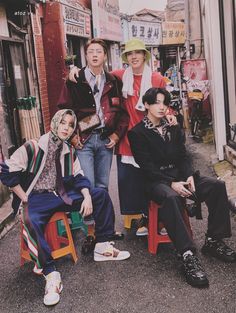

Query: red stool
<box><xmin>20</xmin><ymin>211</ymin><xmax>78</xmax><ymax>267</ymax></box>
<box><xmin>148</xmin><ymin>201</ymin><xmax>192</xmax><ymax>254</ymax></box>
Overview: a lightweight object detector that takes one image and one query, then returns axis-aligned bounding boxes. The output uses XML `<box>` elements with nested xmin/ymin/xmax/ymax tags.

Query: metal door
<box><xmin>1</xmin><ymin>40</ymin><xmax>29</xmax><ymax>155</ymax></box>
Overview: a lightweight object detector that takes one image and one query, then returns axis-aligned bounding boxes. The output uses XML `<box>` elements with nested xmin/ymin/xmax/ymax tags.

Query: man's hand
<box><xmin>186</xmin><ymin>176</ymin><xmax>195</xmax><ymax>192</ymax></box>
<box><xmin>80</xmin><ymin>188</ymin><xmax>93</xmax><ymax>217</ymax></box>
<box><xmin>80</xmin><ymin>195</ymin><xmax>93</xmax><ymax>217</ymax></box>
<box><xmin>11</xmin><ymin>185</ymin><xmax>28</xmax><ymax>203</ymax></box>
<box><xmin>166</xmin><ymin>114</ymin><xmax>177</xmax><ymax>126</ymax></box>
<box><xmin>105</xmin><ymin>133</ymin><xmax>119</xmax><ymax>149</ymax></box>
<box><xmin>71</xmin><ymin>134</ymin><xmax>83</xmax><ymax>149</ymax></box>
<box><xmin>171</xmin><ymin>181</ymin><xmax>192</xmax><ymax>197</ymax></box>
<box><xmin>69</xmin><ymin>66</ymin><xmax>79</xmax><ymax>83</ymax></box>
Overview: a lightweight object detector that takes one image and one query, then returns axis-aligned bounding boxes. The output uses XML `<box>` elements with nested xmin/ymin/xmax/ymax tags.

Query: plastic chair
<box><xmin>148</xmin><ymin>201</ymin><xmax>192</xmax><ymax>254</ymax></box>
<box><xmin>20</xmin><ymin>211</ymin><xmax>78</xmax><ymax>266</ymax></box>
<box><xmin>57</xmin><ymin>211</ymin><xmax>88</xmax><ymax>236</ymax></box>
<box><xmin>124</xmin><ymin>214</ymin><xmax>142</xmax><ymax>229</ymax></box>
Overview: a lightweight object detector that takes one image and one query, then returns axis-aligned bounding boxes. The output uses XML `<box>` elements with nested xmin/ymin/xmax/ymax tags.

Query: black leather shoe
<box><xmin>81</xmin><ymin>236</ymin><xmax>96</xmax><ymax>255</ymax></box>
<box><xmin>109</xmin><ymin>232</ymin><xmax>125</xmax><ymax>241</ymax></box>
<box><xmin>182</xmin><ymin>254</ymin><xmax>209</xmax><ymax>288</ymax></box>
<box><xmin>201</xmin><ymin>239</ymin><xmax>236</xmax><ymax>262</ymax></box>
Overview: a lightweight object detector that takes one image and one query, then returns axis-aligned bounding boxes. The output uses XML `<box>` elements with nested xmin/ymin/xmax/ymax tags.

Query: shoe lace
<box><xmin>214</xmin><ymin>240</ymin><xmax>234</xmax><ymax>254</ymax></box>
<box><xmin>45</xmin><ymin>276</ymin><xmax>61</xmax><ymax>293</ymax></box>
<box><xmin>107</xmin><ymin>241</ymin><xmax>120</xmax><ymax>256</ymax></box>
<box><xmin>136</xmin><ymin>216</ymin><xmax>148</xmax><ymax>229</ymax></box>
<box><xmin>184</xmin><ymin>255</ymin><xmax>204</xmax><ymax>273</ymax></box>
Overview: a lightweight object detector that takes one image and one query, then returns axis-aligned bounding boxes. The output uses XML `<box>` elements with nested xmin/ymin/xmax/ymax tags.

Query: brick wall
<box><xmin>31</xmin><ymin>4</ymin><xmax>51</xmax><ymax>132</ymax></box>
<box><xmin>42</xmin><ymin>2</ymin><xmax>67</xmax><ymax>118</ymax></box>
<box><xmin>79</xmin><ymin>0</ymin><xmax>91</xmax><ymax>9</ymax></box>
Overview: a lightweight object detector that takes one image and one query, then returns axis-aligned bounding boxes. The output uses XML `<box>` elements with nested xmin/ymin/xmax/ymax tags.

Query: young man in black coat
<box><xmin>128</xmin><ymin>87</ymin><xmax>236</xmax><ymax>288</ymax></box>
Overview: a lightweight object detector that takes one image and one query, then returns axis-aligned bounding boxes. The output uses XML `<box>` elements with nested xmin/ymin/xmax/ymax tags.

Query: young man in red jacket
<box><xmin>58</xmin><ymin>38</ymin><xmax>129</xmax><ymax>192</ymax></box>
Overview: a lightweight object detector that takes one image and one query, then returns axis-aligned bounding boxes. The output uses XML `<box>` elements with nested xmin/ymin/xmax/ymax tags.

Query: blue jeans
<box><xmin>77</xmin><ymin>133</ymin><xmax>113</xmax><ymax>189</ymax></box>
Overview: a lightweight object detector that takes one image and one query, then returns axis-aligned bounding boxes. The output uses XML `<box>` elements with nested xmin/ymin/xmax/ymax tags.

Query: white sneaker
<box><xmin>135</xmin><ymin>215</ymin><xmax>148</xmax><ymax>236</ymax></box>
<box><xmin>94</xmin><ymin>241</ymin><xmax>130</xmax><ymax>262</ymax></box>
<box><xmin>159</xmin><ymin>227</ymin><xmax>168</xmax><ymax>236</ymax></box>
<box><xmin>136</xmin><ymin>226</ymin><xmax>148</xmax><ymax>236</ymax></box>
<box><xmin>43</xmin><ymin>271</ymin><xmax>63</xmax><ymax>306</ymax></box>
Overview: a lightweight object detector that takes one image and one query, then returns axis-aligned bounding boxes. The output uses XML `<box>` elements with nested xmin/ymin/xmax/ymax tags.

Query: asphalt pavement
<box><xmin>1</xmin><ymin>137</ymin><xmax>236</xmax><ymax>313</ymax></box>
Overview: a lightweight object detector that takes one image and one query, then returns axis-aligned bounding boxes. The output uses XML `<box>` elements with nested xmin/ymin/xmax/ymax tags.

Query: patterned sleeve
<box><xmin>0</xmin><ymin>144</ymin><xmax>28</xmax><ymax>187</ymax></box>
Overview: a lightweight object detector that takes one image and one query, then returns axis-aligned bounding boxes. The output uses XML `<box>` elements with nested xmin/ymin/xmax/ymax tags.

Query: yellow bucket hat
<box><xmin>121</xmin><ymin>38</ymin><xmax>151</xmax><ymax>63</ymax></box>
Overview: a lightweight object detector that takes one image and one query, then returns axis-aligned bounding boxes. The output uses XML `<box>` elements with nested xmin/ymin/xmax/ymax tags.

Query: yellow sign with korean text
<box><xmin>162</xmin><ymin>22</ymin><xmax>185</xmax><ymax>45</ymax></box>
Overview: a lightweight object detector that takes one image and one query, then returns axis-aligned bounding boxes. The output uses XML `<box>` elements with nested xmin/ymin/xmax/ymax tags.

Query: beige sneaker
<box><xmin>135</xmin><ymin>215</ymin><xmax>148</xmax><ymax>236</ymax></box>
<box><xmin>43</xmin><ymin>271</ymin><xmax>63</xmax><ymax>306</ymax></box>
<box><xmin>94</xmin><ymin>241</ymin><xmax>130</xmax><ymax>261</ymax></box>
<box><xmin>159</xmin><ymin>227</ymin><xmax>168</xmax><ymax>236</ymax></box>
<box><xmin>136</xmin><ymin>226</ymin><xmax>148</xmax><ymax>236</ymax></box>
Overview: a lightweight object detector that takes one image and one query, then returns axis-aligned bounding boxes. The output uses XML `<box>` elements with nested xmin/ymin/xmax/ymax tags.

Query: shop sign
<box><xmin>162</xmin><ymin>22</ymin><xmax>185</xmax><ymax>45</ymax></box>
<box><xmin>181</xmin><ymin>59</ymin><xmax>207</xmax><ymax>81</ymax></box>
<box><xmin>128</xmin><ymin>20</ymin><xmax>162</xmax><ymax>46</ymax></box>
<box><xmin>0</xmin><ymin>5</ymin><xmax>9</xmax><ymax>37</ymax></box>
<box><xmin>63</xmin><ymin>4</ymin><xmax>91</xmax><ymax>38</ymax></box>
<box><xmin>92</xmin><ymin>0</ymin><xmax>122</xmax><ymax>42</ymax></box>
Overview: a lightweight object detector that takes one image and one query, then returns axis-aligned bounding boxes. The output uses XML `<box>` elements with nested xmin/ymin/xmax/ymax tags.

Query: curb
<box><xmin>0</xmin><ymin>197</ymin><xmax>18</xmax><ymax>240</ymax></box>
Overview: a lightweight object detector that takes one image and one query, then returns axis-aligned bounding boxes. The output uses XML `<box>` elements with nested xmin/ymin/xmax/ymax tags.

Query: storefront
<box><xmin>42</xmin><ymin>0</ymin><xmax>92</xmax><ymax>117</ymax></box>
<box><xmin>0</xmin><ymin>1</ymin><xmax>42</xmax><ymax>157</ymax></box>
<box><xmin>91</xmin><ymin>0</ymin><xmax>122</xmax><ymax>71</ymax></box>
<box><xmin>0</xmin><ymin>0</ymin><xmax>43</xmax><ymax>205</ymax></box>
<box><xmin>62</xmin><ymin>1</ymin><xmax>91</xmax><ymax>69</ymax></box>
<box><xmin>159</xmin><ymin>22</ymin><xmax>185</xmax><ymax>77</ymax></box>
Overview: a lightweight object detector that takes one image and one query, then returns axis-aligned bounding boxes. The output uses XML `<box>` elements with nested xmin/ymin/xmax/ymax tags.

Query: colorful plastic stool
<box><xmin>124</xmin><ymin>214</ymin><xmax>142</xmax><ymax>229</ymax></box>
<box><xmin>20</xmin><ymin>211</ymin><xmax>78</xmax><ymax>266</ymax></box>
<box><xmin>57</xmin><ymin>211</ymin><xmax>88</xmax><ymax>236</ymax></box>
<box><xmin>148</xmin><ymin>201</ymin><xmax>192</xmax><ymax>254</ymax></box>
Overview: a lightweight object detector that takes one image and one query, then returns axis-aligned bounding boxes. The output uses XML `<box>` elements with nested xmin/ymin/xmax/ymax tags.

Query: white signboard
<box><xmin>128</xmin><ymin>20</ymin><xmax>162</xmax><ymax>46</ymax></box>
<box><xmin>0</xmin><ymin>5</ymin><xmax>9</xmax><ymax>37</ymax></box>
<box><xmin>14</xmin><ymin>65</ymin><xmax>22</xmax><ymax>80</ymax></box>
<box><xmin>92</xmin><ymin>0</ymin><xmax>122</xmax><ymax>42</ymax></box>
<box><xmin>63</xmin><ymin>5</ymin><xmax>91</xmax><ymax>38</ymax></box>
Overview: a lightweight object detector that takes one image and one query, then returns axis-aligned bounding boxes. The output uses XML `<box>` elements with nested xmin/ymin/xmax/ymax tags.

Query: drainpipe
<box><xmin>185</xmin><ymin>0</ymin><xmax>190</xmax><ymax>60</ymax></box>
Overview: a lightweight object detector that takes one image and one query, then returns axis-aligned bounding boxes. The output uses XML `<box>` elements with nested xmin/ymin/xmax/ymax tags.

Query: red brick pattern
<box><xmin>31</xmin><ymin>5</ymin><xmax>50</xmax><ymax>132</ymax></box>
<box><xmin>31</xmin><ymin>1</ymin><xmax>92</xmax><ymax>131</ymax></box>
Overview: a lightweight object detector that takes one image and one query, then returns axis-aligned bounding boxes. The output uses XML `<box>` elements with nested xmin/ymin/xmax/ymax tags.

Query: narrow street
<box><xmin>1</xmin><ymin>138</ymin><xmax>236</xmax><ymax>313</ymax></box>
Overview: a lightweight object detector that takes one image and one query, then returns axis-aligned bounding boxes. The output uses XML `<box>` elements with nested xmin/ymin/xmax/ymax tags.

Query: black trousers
<box><xmin>150</xmin><ymin>176</ymin><xmax>231</xmax><ymax>254</ymax></box>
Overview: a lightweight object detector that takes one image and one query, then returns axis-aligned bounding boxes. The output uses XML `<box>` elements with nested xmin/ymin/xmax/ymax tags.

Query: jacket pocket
<box><xmin>111</xmin><ymin>97</ymin><xmax>120</xmax><ymax>106</ymax></box>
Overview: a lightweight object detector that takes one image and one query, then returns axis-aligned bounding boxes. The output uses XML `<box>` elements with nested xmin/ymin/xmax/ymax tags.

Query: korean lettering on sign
<box><xmin>63</xmin><ymin>5</ymin><xmax>91</xmax><ymax>38</ymax></box>
<box><xmin>162</xmin><ymin>22</ymin><xmax>185</xmax><ymax>45</ymax></box>
<box><xmin>129</xmin><ymin>21</ymin><xmax>161</xmax><ymax>45</ymax></box>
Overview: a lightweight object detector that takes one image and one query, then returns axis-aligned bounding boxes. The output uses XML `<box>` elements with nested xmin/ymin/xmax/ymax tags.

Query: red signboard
<box><xmin>181</xmin><ymin>59</ymin><xmax>207</xmax><ymax>80</ymax></box>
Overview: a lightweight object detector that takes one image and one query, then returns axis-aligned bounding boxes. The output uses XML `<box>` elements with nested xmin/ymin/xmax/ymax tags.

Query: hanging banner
<box><xmin>91</xmin><ymin>0</ymin><xmax>122</xmax><ymax>42</ymax></box>
<box><xmin>162</xmin><ymin>22</ymin><xmax>185</xmax><ymax>45</ymax></box>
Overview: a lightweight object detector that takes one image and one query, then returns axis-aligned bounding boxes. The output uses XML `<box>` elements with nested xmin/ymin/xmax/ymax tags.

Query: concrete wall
<box><xmin>223</xmin><ymin>0</ymin><xmax>236</xmax><ymax>127</ymax></box>
<box><xmin>189</xmin><ymin>0</ymin><xmax>203</xmax><ymax>59</ymax></box>
<box><xmin>201</xmin><ymin>0</ymin><xmax>226</xmax><ymax>160</ymax></box>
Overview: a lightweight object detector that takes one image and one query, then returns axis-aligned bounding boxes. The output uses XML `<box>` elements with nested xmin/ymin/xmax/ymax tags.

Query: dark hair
<box><xmin>142</xmin><ymin>87</ymin><xmax>171</xmax><ymax>106</ymax></box>
<box><xmin>85</xmin><ymin>38</ymin><xmax>108</xmax><ymax>55</ymax></box>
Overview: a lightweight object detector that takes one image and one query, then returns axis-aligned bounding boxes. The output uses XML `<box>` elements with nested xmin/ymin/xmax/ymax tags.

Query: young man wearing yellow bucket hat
<box><xmin>68</xmin><ymin>38</ymin><xmax>175</xmax><ymax>236</ymax></box>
